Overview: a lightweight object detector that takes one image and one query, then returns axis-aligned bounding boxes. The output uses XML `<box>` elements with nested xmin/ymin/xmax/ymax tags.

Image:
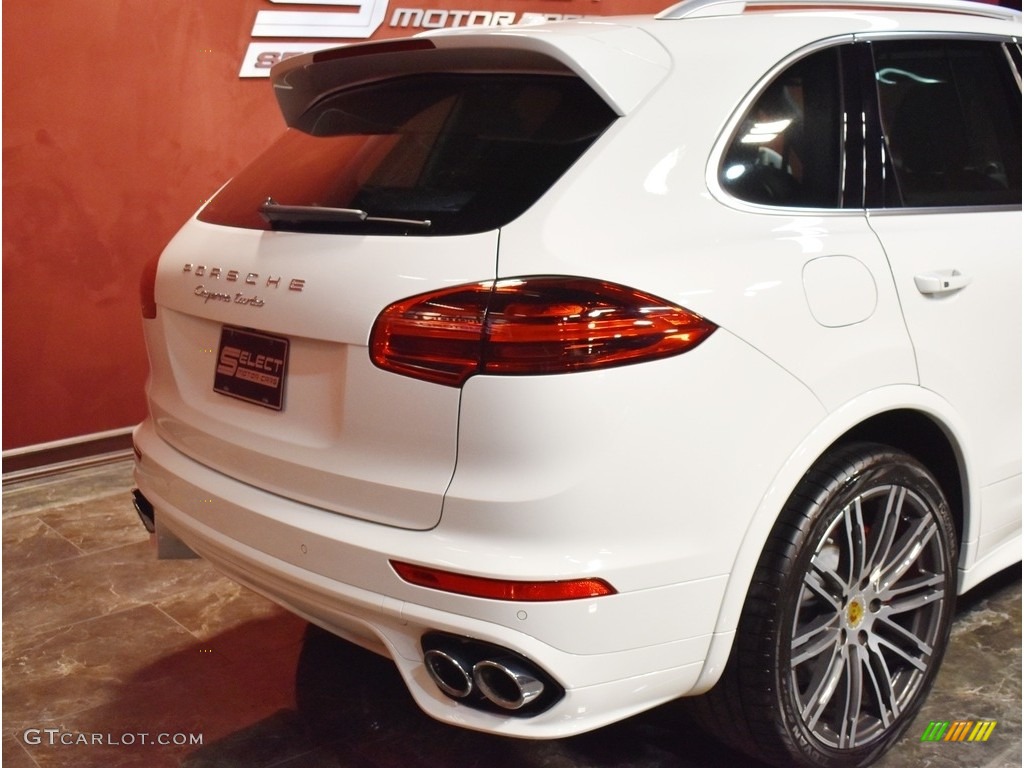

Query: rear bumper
<box><xmin>132</xmin><ymin>417</ymin><xmax>723</xmax><ymax>737</ymax></box>
<box><xmin>133</xmin><ymin>328</ymin><xmax>828</xmax><ymax>736</ymax></box>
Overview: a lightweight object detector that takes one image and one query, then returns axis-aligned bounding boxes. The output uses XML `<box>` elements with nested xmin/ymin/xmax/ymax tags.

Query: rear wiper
<box><xmin>259</xmin><ymin>198</ymin><xmax>432</xmax><ymax>230</ymax></box>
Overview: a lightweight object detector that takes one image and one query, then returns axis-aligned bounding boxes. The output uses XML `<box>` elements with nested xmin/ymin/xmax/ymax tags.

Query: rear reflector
<box><xmin>391</xmin><ymin>561</ymin><xmax>616</xmax><ymax>601</ymax></box>
<box><xmin>370</xmin><ymin>276</ymin><xmax>716</xmax><ymax>386</ymax></box>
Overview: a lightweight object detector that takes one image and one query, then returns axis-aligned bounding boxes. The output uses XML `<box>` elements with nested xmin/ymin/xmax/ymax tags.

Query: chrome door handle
<box><xmin>914</xmin><ymin>270</ymin><xmax>972</xmax><ymax>296</ymax></box>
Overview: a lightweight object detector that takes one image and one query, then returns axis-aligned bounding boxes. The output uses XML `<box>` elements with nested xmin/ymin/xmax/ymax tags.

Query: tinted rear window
<box><xmin>199</xmin><ymin>74</ymin><xmax>616</xmax><ymax>235</ymax></box>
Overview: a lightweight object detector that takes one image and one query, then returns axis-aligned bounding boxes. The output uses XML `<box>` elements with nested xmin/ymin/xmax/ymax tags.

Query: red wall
<box><xmin>3</xmin><ymin>1</ymin><xmax>281</xmax><ymax>449</ymax></box>
<box><xmin>1</xmin><ymin>0</ymin><xmax>669</xmax><ymax>450</ymax></box>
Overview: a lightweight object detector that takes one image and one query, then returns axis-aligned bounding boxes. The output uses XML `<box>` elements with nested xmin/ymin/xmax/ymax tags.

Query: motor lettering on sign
<box><xmin>389</xmin><ymin>8</ymin><xmax>517</xmax><ymax>28</ymax></box>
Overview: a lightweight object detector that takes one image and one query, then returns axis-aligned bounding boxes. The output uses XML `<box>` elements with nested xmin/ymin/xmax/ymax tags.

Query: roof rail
<box><xmin>657</xmin><ymin>0</ymin><xmax>1021</xmax><ymax>20</ymax></box>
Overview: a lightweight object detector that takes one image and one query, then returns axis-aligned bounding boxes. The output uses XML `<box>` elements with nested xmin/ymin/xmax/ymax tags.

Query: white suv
<box><xmin>133</xmin><ymin>1</ymin><xmax>1022</xmax><ymax>765</ymax></box>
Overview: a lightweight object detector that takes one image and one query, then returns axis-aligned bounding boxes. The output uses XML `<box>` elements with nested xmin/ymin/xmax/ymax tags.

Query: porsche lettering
<box><xmin>183</xmin><ymin>264</ymin><xmax>305</xmax><ymax>291</ymax></box>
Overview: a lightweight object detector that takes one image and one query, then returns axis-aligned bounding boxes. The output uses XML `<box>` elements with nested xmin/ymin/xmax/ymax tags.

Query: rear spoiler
<box><xmin>269</xmin><ymin>22</ymin><xmax>672</xmax><ymax>126</ymax></box>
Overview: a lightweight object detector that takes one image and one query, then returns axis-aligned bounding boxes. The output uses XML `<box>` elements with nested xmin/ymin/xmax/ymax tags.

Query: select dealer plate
<box><xmin>213</xmin><ymin>325</ymin><xmax>290</xmax><ymax>411</ymax></box>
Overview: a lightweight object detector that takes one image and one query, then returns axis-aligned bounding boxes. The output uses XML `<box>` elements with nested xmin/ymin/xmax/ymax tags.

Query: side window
<box><xmin>720</xmin><ymin>47</ymin><xmax>843</xmax><ymax>208</ymax></box>
<box><xmin>874</xmin><ymin>39</ymin><xmax>1022</xmax><ymax>208</ymax></box>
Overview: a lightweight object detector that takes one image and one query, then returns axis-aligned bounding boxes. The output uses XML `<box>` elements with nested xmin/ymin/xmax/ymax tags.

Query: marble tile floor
<box><xmin>3</xmin><ymin>460</ymin><xmax>1020</xmax><ymax>768</ymax></box>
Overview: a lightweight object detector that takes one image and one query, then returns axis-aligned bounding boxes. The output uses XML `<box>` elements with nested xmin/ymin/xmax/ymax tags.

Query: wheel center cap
<box><xmin>846</xmin><ymin>598</ymin><xmax>865</xmax><ymax>628</ymax></box>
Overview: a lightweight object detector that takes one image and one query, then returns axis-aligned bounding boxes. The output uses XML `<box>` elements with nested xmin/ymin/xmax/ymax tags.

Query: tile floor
<box><xmin>3</xmin><ymin>460</ymin><xmax>1020</xmax><ymax>768</ymax></box>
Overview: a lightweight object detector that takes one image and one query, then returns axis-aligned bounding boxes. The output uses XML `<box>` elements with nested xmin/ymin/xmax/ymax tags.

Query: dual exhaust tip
<box><xmin>421</xmin><ymin>633</ymin><xmax>562</xmax><ymax>715</ymax></box>
<box><xmin>425</xmin><ymin>650</ymin><xmax>544</xmax><ymax>710</ymax></box>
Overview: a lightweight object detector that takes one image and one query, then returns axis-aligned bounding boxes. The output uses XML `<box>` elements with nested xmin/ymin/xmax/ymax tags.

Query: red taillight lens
<box><xmin>391</xmin><ymin>561</ymin><xmax>616</xmax><ymax>601</ymax></box>
<box><xmin>140</xmin><ymin>256</ymin><xmax>159</xmax><ymax>319</ymax></box>
<box><xmin>370</xmin><ymin>276</ymin><xmax>716</xmax><ymax>386</ymax></box>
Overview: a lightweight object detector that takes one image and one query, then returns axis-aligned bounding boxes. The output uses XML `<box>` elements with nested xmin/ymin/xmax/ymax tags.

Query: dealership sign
<box><xmin>240</xmin><ymin>0</ymin><xmax>588</xmax><ymax>76</ymax></box>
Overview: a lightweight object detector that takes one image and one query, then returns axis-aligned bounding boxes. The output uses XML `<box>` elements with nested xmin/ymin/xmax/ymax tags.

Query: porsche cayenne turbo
<box><xmin>133</xmin><ymin>1</ymin><xmax>1022</xmax><ymax>764</ymax></box>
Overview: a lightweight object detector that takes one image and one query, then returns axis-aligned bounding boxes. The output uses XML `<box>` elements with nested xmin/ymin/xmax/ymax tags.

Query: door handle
<box><xmin>914</xmin><ymin>270</ymin><xmax>972</xmax><ymax>296</ymax></box>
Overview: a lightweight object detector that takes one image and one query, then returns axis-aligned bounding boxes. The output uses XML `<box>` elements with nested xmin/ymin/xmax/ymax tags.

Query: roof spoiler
<box><xmin>269</xmin><ymin>23</ymin><xmax>672</xmax><ymax>126</ymax></box>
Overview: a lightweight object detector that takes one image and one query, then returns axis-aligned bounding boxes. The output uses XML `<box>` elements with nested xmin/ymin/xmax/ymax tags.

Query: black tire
<box><xmin>691</xmin><ymin>443</ymin><xmax>958</xmax><ymax>768</ymax></box>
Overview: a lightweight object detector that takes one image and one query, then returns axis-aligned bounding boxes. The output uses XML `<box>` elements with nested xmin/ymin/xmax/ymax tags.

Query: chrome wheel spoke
<box><xmin>861</xmin><ymin>643</ymin><xmax>899</xmax><ymax>729</ymax></box>
<box><xmin>863</xmin><ymin>487</ymin><xmax>903</xmax><ymax>584</ymax></box>
<box><xmin>872</xmin><ymin>615</ymin><xmax>934</xmax><ymax>671</ymax></box>
<box><xmin>878</xmin><ymin>512</ymin><xmax>938</xmax><ymax>592</ymax></box>
<box><xmin>842</xmin><ymin>498</ymin><xmax>869</xmax><ymax>586</ymax></box>
<box><xmin>803</xmin><ymin>561</ymin><xmax>845</xmax><ymax>611</ymax></box>
<box><xmin>800</xmin><ymin>641</ymin><xmax>848</xmax><ymax>729</ymax></box>
<box><xmin>836</xmin><ymin>648</ymin><xmax>865</xmax><ymax>747</ymax></box>
<box><xmin>792</xmin><ymin>614</ymin><xmax>841</xmax><ymax>667</ymax></box>
<box><xmin>882</xmin><ymin>572</ymin><xmax>945</xmax><ymax>615</ymax></box>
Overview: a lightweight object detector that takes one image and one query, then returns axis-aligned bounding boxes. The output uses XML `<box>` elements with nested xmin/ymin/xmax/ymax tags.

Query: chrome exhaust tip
<box><xmin>420</xmin><ymin>632</ymin><xmax>562</xmax><ymax>715</ymax></box>
<box><xmin>424</xmin><ymin>649</ymin><xmax>474</xmax><ymax>699</ymax></box>
<box><xmin>473</xmin><ymin>659</ymin><xmax>545</xmax><ymax>710</ymax></box>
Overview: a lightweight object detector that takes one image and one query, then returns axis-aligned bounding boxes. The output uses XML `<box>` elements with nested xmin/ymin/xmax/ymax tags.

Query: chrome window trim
<box><xmin>867</xmin><ymin>203</ymin><xmax>1023</xmax><ymax>216</ymax></box>
<box><xmin>1005</xmin><ymin>38</ymin><xmax>1022</xmax><ymax>86</ymax></box>
<box><xmin>852</xmin><ymin>30</ymin><xmax>1022</xmax><ymax>44</ymax></box>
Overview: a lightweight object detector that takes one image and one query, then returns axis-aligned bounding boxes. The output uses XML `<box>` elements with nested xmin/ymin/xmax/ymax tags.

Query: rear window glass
<box><xmin>199</xmin><ymin>74</ymin><xmax>616</xmax><ymax>235</ymax></box>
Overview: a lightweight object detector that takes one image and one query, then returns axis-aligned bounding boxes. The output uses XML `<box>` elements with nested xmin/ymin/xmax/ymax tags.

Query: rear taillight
<box><xmin>140</xmin><ymin>256</ymin><xmax>159</xmax><ymax>319</ymax></box>
<box><xmin>370</xmin><ymin>276</ymin><xmax>716</xmax><ymax>387</ymax></box>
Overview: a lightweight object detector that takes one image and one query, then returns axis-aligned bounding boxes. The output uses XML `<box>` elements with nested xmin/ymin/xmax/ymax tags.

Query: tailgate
<box><xmin>147</xmin><ymin>224</ymin><xmax>497</xmax><ymax>530</ymax></box>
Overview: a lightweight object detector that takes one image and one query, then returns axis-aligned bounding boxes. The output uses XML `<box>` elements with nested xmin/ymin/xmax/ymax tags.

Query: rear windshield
<box><xmin>199</xmin><ymin>73</ymin><xmax>616</xmax><ymax>235</ymax></box>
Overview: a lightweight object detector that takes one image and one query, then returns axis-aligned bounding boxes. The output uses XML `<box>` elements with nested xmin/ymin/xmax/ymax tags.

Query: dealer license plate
<box><xmin>213</xmin><ymin>326</ymin><xmax>290</xmax><ymax>411</ymax></box>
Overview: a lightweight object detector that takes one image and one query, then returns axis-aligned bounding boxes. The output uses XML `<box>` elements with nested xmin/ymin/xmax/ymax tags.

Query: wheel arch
<box><xmin>840</xmin><ymin>409</ymin><xmax>965</xmax><ymax>544</ymax></box>
<box><xmin>690</xmin><ymin>386</ymin><xmax>973</xmax><ymax>695</ymax></box>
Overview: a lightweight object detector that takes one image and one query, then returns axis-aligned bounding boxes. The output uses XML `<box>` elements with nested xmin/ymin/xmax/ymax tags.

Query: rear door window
<box><xmin>199</xmin><ymin>74</ymin><xmax>616</xmax><ymax>235</ymax></box>
<box><xmin>873</xmin><ymin>39</ymin><xmax>1022</xmax><ymax>208</ymax></box>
